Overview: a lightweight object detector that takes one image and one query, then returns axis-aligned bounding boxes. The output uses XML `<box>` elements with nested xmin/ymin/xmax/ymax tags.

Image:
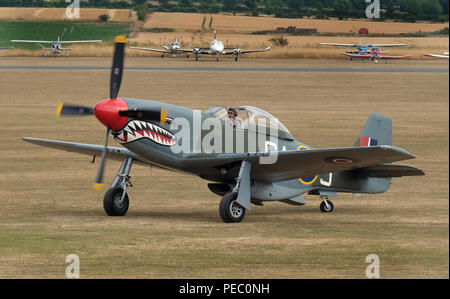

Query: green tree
<box><xmin>422</xmin><ymin>0</ymin><xmax>443</xmax><ymax>21</ymax></box>
<box><xmin>334</xmin><ymin>0</ymin><xmax>352</xmax><ymax>19</ymax></box>
<box><xmin>223</xmin><ymin>0</ymin><xmax>238</xmax><ymax>11</ymax></box>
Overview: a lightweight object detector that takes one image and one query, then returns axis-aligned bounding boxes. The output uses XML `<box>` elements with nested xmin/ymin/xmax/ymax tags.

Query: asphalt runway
<box><xmin>1</xmin><ymin>65</ymin><xmax>448</xmax><ymax>73</ymax></box>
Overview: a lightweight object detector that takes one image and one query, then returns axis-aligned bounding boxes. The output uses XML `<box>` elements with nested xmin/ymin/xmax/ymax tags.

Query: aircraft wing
<box><xmin>224</xmin><ymin>47</ymin><xmax>271</xmax><ymax>55</ymax></box>
<box><xmin>424</xmin><ymin>54</ymin><xmax>449</xmax><ymax>59</ymax></box>
<box><xmin>359</xmin><ymin>163</ymin><xmax>424</xmax><ymax>177</ymax></box>
<box><xmin>11</xmin><ymin>40</ymin><xmax>53</xmax><ymax>44</ymax></box>
<box><xmin>59</xmin><ymin>40</ymin><xmax>102</xmax><ymax>44</ymax></box>
<box><xmin>130</xmin><ymin>47</ymin><xmax>194</xmax><ymax>54</ymax></box>
<box><xmin>130</xmin><ymin>46</ymin><xmax>172</xmax><ymax>53</ymax></box>
<box><xmin>22</xmin><ymin>137</ymin><xmax>151</xmax><ymax>166</ymax></box>
<box><xmin>370</xmin><ymin>44</ymin><xmax>408</xmax><ymax>47</ymax></box>
<box><xmin>185</xmin><ymin>145</ymin><xmax>417</xmax><ymax>182</ymax></box>
<box><xmin>318</xmin><ymin>43</ymin><xmax>357</xmax><ymax>47</ymax></box>
<box><xmin>379</xmin><ymin>55</ymin><xmax>412</xmax><ymax>59</ymax></box>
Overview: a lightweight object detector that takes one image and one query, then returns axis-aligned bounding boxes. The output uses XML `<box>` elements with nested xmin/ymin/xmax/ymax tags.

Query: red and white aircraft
<box><xmin>424</xmin><ymin>52</ymin><xmax>449</xmax><ymax>59</ymax></box>
<box><xmin>318</xmin><ymin>42</ymin><xmax>411</xmax><ymax>63</ymax></box>
<box><xmin>340</xmin><ymin>47</ymin><xmax>412</xmax><ymax>63</ymax></box>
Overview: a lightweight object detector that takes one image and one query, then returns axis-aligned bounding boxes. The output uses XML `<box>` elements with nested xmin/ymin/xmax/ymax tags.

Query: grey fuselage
<box><xmin>113</xmin><ymin>98</ymin><xmax>390</xmax><ymax>202</ymax></box>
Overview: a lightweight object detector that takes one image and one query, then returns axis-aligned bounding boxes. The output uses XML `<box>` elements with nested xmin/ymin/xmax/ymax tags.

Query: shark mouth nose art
<box><xmin>115</xmin><ymin>120</ymin><xmax>176</xmax><ymax>146</ymax></box>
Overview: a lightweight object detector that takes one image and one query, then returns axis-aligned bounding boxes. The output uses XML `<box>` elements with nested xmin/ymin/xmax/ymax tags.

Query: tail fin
<box><xmin>214</xmin><ymin>30</ymin><xmax>217</xmax><ymax>40</ymax></box>
<box><xmin>354</xmin><ymin>113</ymin><xmax>392</xmax><ymax>147</ymax></box>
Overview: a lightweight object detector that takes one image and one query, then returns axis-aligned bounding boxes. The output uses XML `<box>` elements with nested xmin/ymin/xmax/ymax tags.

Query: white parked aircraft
<box><xmin>131</xmin><ymin>31</ymin><xmax>270</xmax><ymax>61</ymax></box>
<box><xmin>192</xmin><ymin>31</ymin><xmax>270</xmax><ymax>61</ymax></box>
<box><xmin>424</xmin><ymin>52</ymin><xmax>449</xmax><ymax>59</ymax></box>
<box><xmin>130</xmin><ymin>38</ymin><xmax>193</xmax><ymax>58</ymax></box>
<box><xmin>11</xmin><ymin>37</ymin><xmax>102</xmax><ymax>56</ymax></box>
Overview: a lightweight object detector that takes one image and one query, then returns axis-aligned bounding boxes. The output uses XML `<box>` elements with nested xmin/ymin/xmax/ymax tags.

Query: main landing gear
<box><xmin>219</xmin><ymin>161</ymin><xmax>252</xmax><ymax>223</ymax></box>
<box><xmin>219</xmin><ymin>192</ymin><xmax>246</xmax><ymax>222</ymax></box>
<box><xmin>103</xmin><ymin>157</ymin><xmax>133</xmax><ymax>216</ymax></box>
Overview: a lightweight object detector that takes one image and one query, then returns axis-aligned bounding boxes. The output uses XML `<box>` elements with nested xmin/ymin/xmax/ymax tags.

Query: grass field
<box><xmin>0</xmin><ymin>7</ymin><xmax>135</xmax><ymax>22</ymax></box>
<box><xmin>0</xmin><ymin>9</ymin><xmax>448</xmax><ymax>58</ymax></box>
<box><xmin>144</xmin><ymin>12</ymin><xmax>449</xmax><ymax>35</ymax></box>
<box><xmin>0</xmin><ymin>57</ymin><xmax>448</xmax><ymax>278</ymax></box>
<box><xmin>0</xmin><ymin>21</ymin><xmax>131</xmax><ymax>51</ymax></box>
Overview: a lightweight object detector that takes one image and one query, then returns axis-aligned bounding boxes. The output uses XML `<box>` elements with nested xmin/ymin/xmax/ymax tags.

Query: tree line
<box><xmin>1</xmin><ymin>0</ymin><xmax>448</xmax><ymax>22</ymax></box>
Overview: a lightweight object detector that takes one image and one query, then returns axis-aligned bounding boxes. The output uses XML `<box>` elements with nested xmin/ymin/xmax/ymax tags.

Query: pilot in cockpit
<box><xmin>225</xmin><ymin>108</ymin><xmax>242</xmax><ymax>129</ymax></box>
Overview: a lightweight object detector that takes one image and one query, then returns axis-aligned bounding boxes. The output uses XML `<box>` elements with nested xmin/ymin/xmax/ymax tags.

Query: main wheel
<box><xmin>219</xmin><ymin>192</ymin><xmax>245</xmax><ymax>223</ymax></box>
<box><xmin>104</xmin><ymin>187</ymin><xmax>129</xmax><ymax>216</ymax></box>
<box><xmin>320</xmin><ymin>200</ymin><xmax>334</xmax><ymax>213</ymax></box>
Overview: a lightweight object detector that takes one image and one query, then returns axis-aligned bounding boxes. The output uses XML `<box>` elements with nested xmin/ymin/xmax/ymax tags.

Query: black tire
<box><xmin>219</xmin><ymin>192</ymin><xmax>246</xmax><ymax>223</ymax></box>
<box><xmin>235</xmin><ymin>56</ymin><xmax>238</xmax><ymax>61</ymax></box>
<box><xmin>320</xmin><ymin>200</ymin><xmax>334</xmax><ymax>213</ymax></box>
<box><xmin>103</xmin><ymin>187</ymin><xmax>129</xmax><ymax>216</ymax></box>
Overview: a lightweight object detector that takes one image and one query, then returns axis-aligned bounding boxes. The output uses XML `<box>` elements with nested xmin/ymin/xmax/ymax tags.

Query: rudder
<box><xmin>354</xmin><ymin>113</ymin><xmax>392</xmax><ymax>147</ymax></box>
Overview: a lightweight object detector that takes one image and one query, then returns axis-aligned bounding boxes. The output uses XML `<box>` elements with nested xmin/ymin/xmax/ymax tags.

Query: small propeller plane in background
<box><xmin>318</xmin><ymin>42</ymin><xmax>411</xmax><ymax>63</ymax></box>
<box><xmin>0</xmin><ymin>46</ymin><xmax>13</xmax><ymax>50</ymax></box>
<box><xmin>424</xmin><ymin>52</ymin><xmax>449</xmax><ymax>59</ymax></box>
<box><xmin>11</xmin><ymin>36</ymin><xmax>102</xmax><ymax>56</ymax></box>
<box><xmin>23</xmin><ymin>36</ymin><xmax>424</xmax><ymax>223</ymax></box>
<box><xmin>130</xmin><ymin>38</ymin><xmax>193</xmax><ymax>58</ymax></box>
<box><xmin>190</xmin><ymin>31</ymin><xmax>270</xmax><ymax>61</ymax></box>
<box><xmin>131</xmin><ymin>31</ymin><xmax>270</xmax><ymax>61</ymax></box>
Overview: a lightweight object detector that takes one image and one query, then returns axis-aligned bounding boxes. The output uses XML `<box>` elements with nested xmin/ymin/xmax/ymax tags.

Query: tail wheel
<box><xmin>219</xmin><ymin>192</ymin><xmax>246</xmax><ymax>223</ymax></box>
<box><xmin>104</xmin><ymin>187</ymin><xmax>129</xmax><ymax>216</ymax></box>
<box><xmin>320</xmin><ymin>200</ymin><xmax>334</xmax><ymax>213</ymax></box>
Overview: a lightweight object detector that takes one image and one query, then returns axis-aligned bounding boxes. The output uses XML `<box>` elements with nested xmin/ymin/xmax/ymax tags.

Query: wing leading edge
<box><xmin>22</xmin><ymin>137</ymin><xmax>150</xmax><ymax>166</ymax></box>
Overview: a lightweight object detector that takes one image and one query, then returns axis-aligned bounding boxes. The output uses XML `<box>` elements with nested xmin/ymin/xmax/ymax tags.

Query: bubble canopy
<box><xmin>203</xmin><ymin>105</ymin><xmax>294</xmax><ymax>140</ymax></box>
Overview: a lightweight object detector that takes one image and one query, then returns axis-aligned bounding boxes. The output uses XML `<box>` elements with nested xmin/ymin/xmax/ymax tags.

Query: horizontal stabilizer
<box><xmin>360</xmin><ymin>163</ymin><xmax>425</xmax><ymax>177</ymax></box>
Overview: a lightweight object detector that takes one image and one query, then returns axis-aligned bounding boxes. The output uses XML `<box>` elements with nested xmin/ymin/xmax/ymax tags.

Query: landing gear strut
<box><xmin>103</xmin><ymin>157</ymin><xmax>133</xmax><ymax>216</ymax></box>
<box><xmin>218</xmin><ymin>161</ymin><xmax>251</xmax><ymax>223</ymax></box>
<box><xmin>319</xmin><ymin>195</ymin><xmax>334</xmax><ymax>213</ymax></box>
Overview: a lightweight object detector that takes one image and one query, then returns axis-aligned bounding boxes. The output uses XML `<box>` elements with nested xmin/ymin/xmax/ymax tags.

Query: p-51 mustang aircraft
<box><xmin>11</xmin><ymin>36</ymin><xmax>102</xmax><ymax>56</ymax></box>
<box><xmin>130</xmin><ymin>38</ymin><xmax>193</xmax><ymax>58</ymax></box>
<box><xmin>318</xmin><ymin>42</ymin><xmax>411</xmax><ymax>63</ymax></box>
<box><xmin>23</xmin><ymin>36</ymin><xmax>424</xmax><ymax>223</ymax></box>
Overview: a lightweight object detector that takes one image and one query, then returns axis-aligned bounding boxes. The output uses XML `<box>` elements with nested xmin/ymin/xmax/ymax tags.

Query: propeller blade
<box><xmin>119</xmin><ymin>107</ymin><xmax>167</xmax><ymax>123</ymax></box>
<box><xmin>56</xmin><ymin>102</ymin><xmax>94</xmax><ymax>118</ymax></box>
<box><xmin>110</xmin><ymin>35</ymin><xmax>127</xmax><ymax>100</ymax></box>
<box><xmin>93</xmin><ymin>128</ymin><xmax>110</xmax><ymax>191</ymax></box>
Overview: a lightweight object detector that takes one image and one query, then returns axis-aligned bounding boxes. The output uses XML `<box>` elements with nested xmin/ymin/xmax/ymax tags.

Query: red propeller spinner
<box><xmin>93</xmin><ymin>98</ymin><xmax>128</xmax><ymax>131</ymax></box>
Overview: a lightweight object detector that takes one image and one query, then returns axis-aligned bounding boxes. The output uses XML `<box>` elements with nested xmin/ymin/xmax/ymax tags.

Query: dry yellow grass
<box><xmin>0</xmin><ymin>57</ymin><xmax>448</xmax><ymax>278</ymax></box>
<box><xmin>129</xmin><ymin>32</ymin><xmax>449</xmax><ymax>58</ymax></box>
<box><xmin>0</xmin><ymin>7</ymin><xmax>136</xmax><ymax>22</ymax></box>
<box><xmin>144</xmin><ymin>12</ymin><xmax>449</xmax><ymax>34</ymax></box>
